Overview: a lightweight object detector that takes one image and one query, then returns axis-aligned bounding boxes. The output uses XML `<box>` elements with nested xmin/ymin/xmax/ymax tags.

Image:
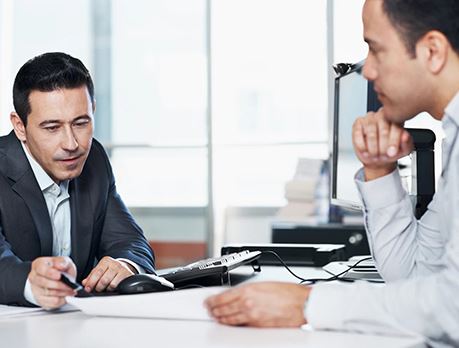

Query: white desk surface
<box><xmin>0</xmin><ymin>266</ymin><xmax>425</xmax><ymax>348</ymax></box>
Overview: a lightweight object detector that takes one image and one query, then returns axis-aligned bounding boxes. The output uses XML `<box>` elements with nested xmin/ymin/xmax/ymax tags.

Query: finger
<box><xmin>386</xmin><ymin>124</ymin><xmax>403</xmax><ymax>158</ymax></box>
<box><xmin>31</xmin><ymin>277</ymin><xmax>75</xmax><ymax>293</ymax></box>
<box><xmin>83</xmin><ymin>263</ymin><xmax>109</xmax><ymax>292</ymax></box>
<box><xmin>363</xmin><ymin>118</ymin><xmax>379</xmax><ymax>158</ymax></box>
<box><xmin>210</xmin><ymin>301</ymin><xmax>244</xmax><ymax>318</ymax></box>
<box><xmin>39</xmin><ymin>287</ymin><xmax>76</xmax><ymax>298</ymax></box>
<box><xmin>217</xmin><ymin>312</ymin><xmax>248</xmax><ymax>326</ymax></box>
<box><xmin>94</xmin><ymin>267</ymin><xmax>118</xmax><ymax>292</ymax></box>
<box><xmin>377</xmin><ymin>116</ymin><xmax>390</xmax><ymax>159</ymax></box>
<box><xmin>33</xmin><ymin>260</ymin><xmax>61</xmax><ymax>280</ymax></box>
<box><xmin>38</xmin><ymin>296</ymin><xmax>67</xmax><ymax>310</ymax></box>
<box><xmin>205</xmin><ymin>288</ymin><xmax>241</xmax><ymax>309</ymax></box>
<box><xmin>107</xmin><ymin>271</ymin><xmax>131</xmax><ymax>292</ymax></box>
<box><xmin>353</xmin><ymin>118</ymin><xmax>369</xmax><ymax>156</ymax></box>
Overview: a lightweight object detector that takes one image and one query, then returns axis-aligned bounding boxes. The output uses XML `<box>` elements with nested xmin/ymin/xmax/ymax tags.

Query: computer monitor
<box><xmin>330</xmin><ymin>61</ymin><xmax>379</xmax><ymax>210</ymax></box>
<box><xmin>330</xmin><ymin>61</ymin><xmax>436</xmax><ymax>217</ymax></box>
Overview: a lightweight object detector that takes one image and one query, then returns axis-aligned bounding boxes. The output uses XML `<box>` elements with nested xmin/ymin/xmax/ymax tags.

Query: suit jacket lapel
<box><xmin>69</xmin><ymin>177</ymin><xmax>93</xmax><ymax>277</ymax></box>
<box><xmin>5</xmin><ymin>133</ymin><xmax>53</xmax><ymax>256</ymax></box>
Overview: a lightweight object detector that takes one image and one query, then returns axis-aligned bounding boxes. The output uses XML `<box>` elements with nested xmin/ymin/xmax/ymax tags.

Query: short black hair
<box><xmin>382</xmin><ymin>0</ymin><xmax>459</xmax><ymax>57</ymax></box>
<box><xmin>13</xmin><ymin>52</ymin><xmax>95</xmax><ymax>126</ymax></box>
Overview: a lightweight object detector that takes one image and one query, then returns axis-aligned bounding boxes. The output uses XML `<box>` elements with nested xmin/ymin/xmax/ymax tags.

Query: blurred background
<box><xmin>0</xmin><ymin>0</ymin><xmax>442</xmax><ymax>268</ymax></box>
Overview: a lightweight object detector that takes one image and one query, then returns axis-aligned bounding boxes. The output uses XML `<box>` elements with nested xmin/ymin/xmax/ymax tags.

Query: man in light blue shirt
<box><xmin>206</xmin><ymin>0</ymin><xmax>459</xmax><ymax>346</ymax></box>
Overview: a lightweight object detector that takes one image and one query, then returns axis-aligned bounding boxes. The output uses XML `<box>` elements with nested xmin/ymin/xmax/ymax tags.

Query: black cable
<box><xmin>261</xmin><ymin>250</ymin><xmax>310</xmax><ymax>282</ymax></box>
<box><xmin>299</xmin><ymin>257</ymin><xmax>373</xmax><ymax>285</ymax></box>
<box><xmin>260</xmin><ymin>250</ymin><xmax>374</xmax><ymax>285</ymax></box>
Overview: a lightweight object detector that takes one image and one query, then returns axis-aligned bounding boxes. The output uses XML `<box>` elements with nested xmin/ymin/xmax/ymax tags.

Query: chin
<box><xmin>55</xmin><ymin>169</ymin><xmax>83</xmax><ymax>182</ymax></box>
<box><xmin>382</xmin><ymin>105</ymin><xmax>412</xmax><ymax>124</ymax></box>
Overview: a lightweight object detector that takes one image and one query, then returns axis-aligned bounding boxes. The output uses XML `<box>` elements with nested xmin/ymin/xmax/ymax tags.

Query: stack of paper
<box><xmin>67</xmin><ymin>287</ymin><xmax>225</xmax><ymax>320</ymax></box>
<box><xmin>277</xmin><ymin>158</ymin><xmax>324</xmax><ymax>220</ymax></box>
<box><xmin>0</xmin><ymin>305</ymin><xmax>44</xmax><ymax>318</ymax></box>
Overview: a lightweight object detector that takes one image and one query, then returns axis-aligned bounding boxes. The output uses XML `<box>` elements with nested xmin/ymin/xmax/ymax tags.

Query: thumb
<box><xmin>400</xmin><ymin>130</ymin><xmax>414</xmax><ymax>155</ymax></box>
<box><xmin>53</xmin><ymin>256</ymin><xmax>76</xmax><ymax>274</ymax></box>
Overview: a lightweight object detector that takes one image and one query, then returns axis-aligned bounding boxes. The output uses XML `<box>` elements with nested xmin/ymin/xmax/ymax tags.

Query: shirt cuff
<box><xmin>117</xmin><ymin>258</ymin><xmax>144</xmax><ymax>274</ymax></box>
<box><xmin>354</xmin><ymin>168</ymin><xmax>406</xmax><ymax>210</ymax></box>
<box><xmin>305</xmin><ymin>283</ymin><xmax>349</xmax><ymax>329</ymax></box>
<box><xmin>24</xmin><ymin>278</ymin><xmax>39</xmax><ymax>306</ymax></box>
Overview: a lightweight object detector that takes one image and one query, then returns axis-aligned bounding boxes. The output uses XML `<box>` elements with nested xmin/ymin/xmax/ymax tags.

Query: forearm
<box><xmin>100</xmin><ymin>183</ymin><xmax>155</xmax><ymax>273</ymax></box>
<box><xmin>307</xmin><ymin>268</ymin><xmax>459</xmax><ymax>345</ymax></box>
<box><xmin>100</xmin><ymin>239</ymin><xmax>155</xmax><ymax>274</ymax></box>
<box><xmin>355</xmin><ymin>168</ymin><xmax>443</xmax><ymax>280</ymax></box>
<box><xmin>0</xmin><ymin>258</ymin><xmax>33</xmax><ymax>306</ymax></box>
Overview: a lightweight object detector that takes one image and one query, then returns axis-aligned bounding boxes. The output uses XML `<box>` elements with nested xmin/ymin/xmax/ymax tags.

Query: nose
<box><xmin>362</xmin><ymin>56</ymin><xmax>377</xmax><ymax>81</ymax></box>
<box><xmin>61</xmin><ymin>126</ymin><xmax>79</xmax><ymax>152</ymax></box>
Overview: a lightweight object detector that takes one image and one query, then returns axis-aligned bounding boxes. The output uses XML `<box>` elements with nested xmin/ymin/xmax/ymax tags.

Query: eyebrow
<box><xmin>39</xmin><ymin>114</ymin><xmax>92</xmax><ymax>127</ymax></box>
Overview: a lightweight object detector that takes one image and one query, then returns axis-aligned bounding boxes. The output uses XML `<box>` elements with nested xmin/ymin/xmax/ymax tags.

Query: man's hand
<box><xmin>82</xmin><ymin>256</ymin><xmax>135</xmax><ymax>293</ymax></box>
<box><xmin>353</xmin><ymin>107</ymin><xmax>413</xmax><ymax>181</ymax></box>
<box><xmin>28</xmin><ymin>256</ymin><xmax>77</xmax><ymax>309</ymax></box>
<box><xmin>205</xmin><ymin>282</ymin><xmax>311</xmax><ymax>327</ymax></box>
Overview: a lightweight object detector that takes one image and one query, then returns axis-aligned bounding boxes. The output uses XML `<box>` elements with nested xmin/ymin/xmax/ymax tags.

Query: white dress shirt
<box><xmin>306</xmin><ymin>92</ymin><xmax>459</xmax><ymax>348</ymax></box>
<box><xmin>21</xmin><ymin>143</ymin><xmax>142</xmax><ymax>305</ymax></box>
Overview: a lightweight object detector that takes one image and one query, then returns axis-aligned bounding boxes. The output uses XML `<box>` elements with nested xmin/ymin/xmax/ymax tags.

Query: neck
<box><xmin>429</xmin><ymin>88</ymin><xmax>459</xmax><ymax>120</ymax></box>
<box><xmin>428</xmin><ymin>57</ymin><xmax>459</xmax><ymax>120</ymax></box>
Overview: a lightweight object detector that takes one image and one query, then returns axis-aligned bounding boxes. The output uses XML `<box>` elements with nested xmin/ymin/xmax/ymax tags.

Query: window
<box><xmin>0</xmin><ymin>0</ymin><xmax>92</xmax><ymax>132</ymax></box>
<box><xmin>211</xmin><ymin>0</ymin><xmax>329</xmax><ymax>207</ymax></box>
<box><xmin>333</xmin><ymin>0</ymin><xmax>366</xmax><ymax>65</ymax></box>
<box><xmin>109</xmin><ymin>0</ymin><xmax>208</xmax><ymax>207</ymax></box>
<box><xmin>0</xmin><ymin>0</ymin><xmax>333</xmax><ymax>264</ymax></box>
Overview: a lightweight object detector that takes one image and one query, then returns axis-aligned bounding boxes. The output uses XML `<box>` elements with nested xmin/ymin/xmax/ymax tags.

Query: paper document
<box><xmin>67</xmin><ymin>286</ymin><xmax>225</xmax><ymax>320</ymax></box>
<box><xmin>0</xmin><ymin>304</ymin><xmax>44</xmax><ymax>318</ymax></box>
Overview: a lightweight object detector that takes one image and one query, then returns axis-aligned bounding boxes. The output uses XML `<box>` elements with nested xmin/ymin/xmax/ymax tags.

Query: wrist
<box><xmin>364</xmin><ymin>163</ymin><xmax>397</xmax><ymax>181</ymax></box>
<box><xmin>301</xmin><ymin>286</ymin><xmax>312</xmax><ymax>324</ymax></box>
<box><xmin>118</xmin><ymin>260</ymin><xmax>137</xmax><ymax>274</ymax></box>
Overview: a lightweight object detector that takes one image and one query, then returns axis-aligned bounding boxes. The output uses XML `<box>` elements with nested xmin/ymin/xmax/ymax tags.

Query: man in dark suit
<box><xmin>0</xmin><ymin>52</ymin><xmax>155</xmax><ymax>309</ymax></box>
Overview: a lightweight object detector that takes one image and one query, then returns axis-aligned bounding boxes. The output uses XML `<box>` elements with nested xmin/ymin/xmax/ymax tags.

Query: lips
<box><xmin>59</xmin><ymin>155</ymin><xmax>82</xmax><ymax>166</ymax></box>
<box><xmin>61</xmin><ymin>156</ymin><xmax>79</xmax><ymax>161</ymax></box>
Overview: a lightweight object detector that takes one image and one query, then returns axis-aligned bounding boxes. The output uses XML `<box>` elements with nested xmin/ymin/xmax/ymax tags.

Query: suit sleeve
<box><xmin>0</xmin><ymin>223</ymin><xmax>34</xmax><ymax>306</ymax></box>
<box><xmin>95</xmin><ymin>143</ymin><xmax>156</xmax><ymax>274</ymax></box>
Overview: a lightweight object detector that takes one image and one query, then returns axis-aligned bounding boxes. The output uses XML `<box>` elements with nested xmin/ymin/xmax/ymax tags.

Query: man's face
<box><xmin>14</xmin><ymin>86</ymin><xmax>94</xmax><ymax>183</ymax></box>
<box><xmin>362</xmin><ymin>0</ymin><xmax>430</xmax><ymax>123</ymax></box>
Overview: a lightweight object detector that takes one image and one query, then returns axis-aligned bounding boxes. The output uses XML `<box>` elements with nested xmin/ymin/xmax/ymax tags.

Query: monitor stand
<box><xmin>406</xmin><ymin>128</ymin><xmax>436</xmax><ymax>219</ymax></box>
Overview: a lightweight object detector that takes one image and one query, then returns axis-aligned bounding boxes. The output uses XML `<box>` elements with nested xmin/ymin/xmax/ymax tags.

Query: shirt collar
<box><xmin>21</xmin><ymin>141</ymin><xmax>59</xmax><ymax>192</ymax></box>
<box><xmin>443</xmin><ymin>91</ymin><xmax>459</xmax><ymax>127</ymax></box>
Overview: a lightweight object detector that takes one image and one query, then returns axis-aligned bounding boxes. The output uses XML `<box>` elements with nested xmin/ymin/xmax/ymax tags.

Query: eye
<box><xmin>74</xmin><ymin>120</ymin><xmax>90</xmax><ymax>127</ymax></box>
<box><xmin>44</xmin><ymin>126</ymin><xmax>59</xmax><ymax>132</ymax></box>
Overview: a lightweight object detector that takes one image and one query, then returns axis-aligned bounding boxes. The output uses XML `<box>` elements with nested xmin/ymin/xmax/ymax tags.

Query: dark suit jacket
<box><xmin>0</xmin><ymin>131</ymin><xmax>155</xmax><ymax>305</ymax></box>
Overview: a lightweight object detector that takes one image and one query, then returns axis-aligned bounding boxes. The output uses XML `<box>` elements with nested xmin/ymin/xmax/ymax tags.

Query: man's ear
<box><xmin>10</xmin><ymin>112</ymin><xmax>27</xmax><ymax>142</ymax></box>
<box><xmin>416</xmin><ymin>30</ymin><xmax>449</xmax><ymax>74</ymax></box>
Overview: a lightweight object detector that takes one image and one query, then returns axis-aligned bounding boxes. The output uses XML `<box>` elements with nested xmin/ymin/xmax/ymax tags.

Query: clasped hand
<box><xmin>352</xmin><ymin>107</ymin><xmax>413</xmax><ymax>180</ymax></box>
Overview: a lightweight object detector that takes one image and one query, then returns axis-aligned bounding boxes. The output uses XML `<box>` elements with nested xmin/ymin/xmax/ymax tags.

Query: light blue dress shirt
<box><xmin>21</xmin><ymin>143</ymin><xmax>141</xmax><ymax>305</ymax></box>
<box><xmin>22</xmin><ymin>142</ymin><xmax>71</xmax><ymax>304</ymax></box>
<box><xmin>21</xmin><ymin>143</ymin><xmax>72</xmax><ymax>257</ymax></box>
<box><xmin>306</xmin><ymin>92</ymin><xmax>459</xmax><ymax>348</ymax></box>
